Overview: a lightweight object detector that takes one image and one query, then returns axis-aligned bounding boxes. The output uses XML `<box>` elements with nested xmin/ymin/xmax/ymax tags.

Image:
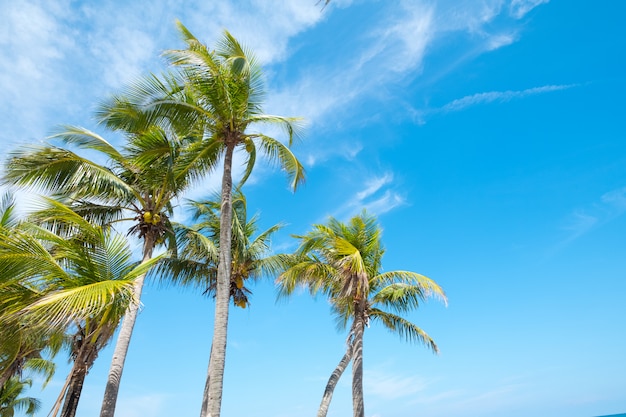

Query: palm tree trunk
<box><xmin>99</xmin><ymin>236</ymin><xmax>155</xmax><ymax>417</ymax></box>
<box><xmin>317</xmin><ymin>346</ymin><xmax>353</xmax><ymax>417</ymax></box>
<box><xmin>352</xmin><ymin>302</ymin><xmax>366</xmax><ymax>417</ymax></box>
<box><xmin>59</xmin><ymin>367</ymin><xmax>86</xmax><ymax>417</ymax></box>
<box><xmin>61</xmin><ymin>337</ymin><xmax>101</xmax><ymax>417</ymax></box>
<box><xmin>201</xmin><ymin>142</ymin><xmax>234</xmax><ymax>417</ymax></box>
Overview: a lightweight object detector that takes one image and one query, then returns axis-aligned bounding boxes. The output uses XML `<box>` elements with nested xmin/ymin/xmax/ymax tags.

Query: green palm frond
<box><xmin>0</xmin><ymin>377</ymin><xmax>41</xmax><ymax>417</ymax></box>
<box><xmin>20</xmin><ymin>358</ymin><xmax>55</xmax><ymax>387</ymax></box>
<box><xmin>48</xmin><ymin>126</ymin><xmax>126</xmax><ymax>165</ymax></box>
<box><xmin>97</xmin><ymin>71</ymin><xmax>196</xmax><ymax>134</ymax></box>
<box><xmin>0</xmin><ymin>193</ymin><xmax>18</xmax><ymax>229</ymax></box>
<box><xmin>23</xmin><ymin>280</ymin><xmax>135</xmax><ymax>329</ymax></box>
<box><xmin>276</xmin><ymin>256</ymin><xmax>339</xmax><ymax>299</ymax></box>
<box><xmin>372</xmin><ymin>271</ymin><xmax>447</xmax><ymax>306</ymax></box>
<box><xmin>369</xmin><ymin>308</ymin><xmax>439</xmax><ymax>353</ymax></box>
<box><xmin>0</xmin><ymin>227</ymin><xmax>69</xmax><ymax>288</ymax></box>
<box><xmin>249</xmin><ymin>114</ymin><xmax>306</xmax><ymax>146</ymax></box>
<box><xmin>25</xmin><ymin>196</ymin><xmax>102</xmax><ymax>241</ymax></box>
<box><xmin>255</xmin><ymin>134</ymin><xmax>305</xmax><ymax>191</ymax></box>
<box><xmin>173</xmin><ymin>135</ymin><xmax>224</xmax><ymax>185</ymax></box>
<box><xmin>3</xmin><ymin>145</ymin><xmax>137</xmax><ymax>203</ymax></box>
<box><xmin>277</xmin><ymin>211</ymin><xmax>446</xmax><ymax>359</ymax></box>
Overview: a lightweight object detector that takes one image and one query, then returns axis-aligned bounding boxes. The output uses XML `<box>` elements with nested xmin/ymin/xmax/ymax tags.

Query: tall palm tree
<box><xmin>0</xmin><ymin>377</ymin><xmax>40</xmax><ymax>417</ymax></box>
<box><xmin>3</xmin><ymin>121</ymin><xmax>191</xmax><ymax>417</ymax></box>
<box><xmin>277</xmin><ymin>211</ymin><xmax>447</xmax><ymax>417</ymax></box>
<box><xmin>0</xmin><ymin>198</ymin><xmax>162</xmax><ymax>417</ymax></box>
<box><xmin>98</xmin><ymin>21</ymin><xmax>305</xmax><ymax>417</ymax></box>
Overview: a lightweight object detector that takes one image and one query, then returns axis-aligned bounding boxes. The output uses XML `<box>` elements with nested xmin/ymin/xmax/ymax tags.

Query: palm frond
<box><xmin>48</xmin><ymin>126</ymin><xmax>126</xmax><ymax>165</ymax></box>
<box><xmin>372</xmin><ymin>271</ymin><xmax>447</xmax><ymax>306</ymax></box>
<box><xmin>369</xmin><ymin>308</ymin><xmax>439</xmax><ymax>353</ymax></box>
<box><xmin>22</xmin><ymin>279</ymin><xmax>135</xmax><ymax>329</ymax></box>
<box><xmin>255</xmin><ymin>134</ymin><xmax>305</xmax><ymax>191</ymax></box>
<box><xmin>3</xmin><ymin>145</ymin><xmax>138</xmax><ymax>203</ymax></box>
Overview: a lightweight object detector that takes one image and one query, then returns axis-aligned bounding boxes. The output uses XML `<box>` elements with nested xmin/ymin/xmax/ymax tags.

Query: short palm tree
<box><xmin>3</xmin><ymin>119</ymin><xmax>191</xmax><ymax>417</ymax></box>
<box><xmin>0</xmin><ymin>377</ymin><xmax>40</xmax><ymax>417</ymax></box>
<box><xmin>154</xmin><ymin>189</ymin><xmax>283</xmax><ymax>309</ymax></box>
<box><xmin>277</xmin><ymin>211</ymin><xmax>447</xmax><ymax>417</ymax></box>
<box><xmin>0</xmin><ymin>194</ymin><xmax>60</xmax><ymax>390</ymax></box>
<box><xmin>98</xmin><ymin>21</ymin><xmax>305</xmax><ymax>417</ymax></box>
<box><xmin>0</xmin><ymin>198</ymin><xmax>161</xmax><ymax>417</ymax></box>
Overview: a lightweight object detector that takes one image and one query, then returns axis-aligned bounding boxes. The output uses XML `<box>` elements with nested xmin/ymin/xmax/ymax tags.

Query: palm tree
<box><xmin>3</xmin><ymin>121</ymin><xmax>192</xmax><ymax>417</ymax></box>
<box><xmin>0</xmin><ymin>194</ymin><xmax>60</xmax><ymax>391</ymax></box>
<box><xmin>0</xmin><ymin>198</ymin><xmax>162</xmax><ymax>417</ymax></box>
<box><xmin>277</xmin><ymin>211</ymin><xmax>447</xmax><ymax>417</ymax></box>
<box><xmin>0</xmin><ymin>377</ymin><xmax>40</xmax><ymax>417</ymax></box>
<box><xmin>98</xmin><ymin>21</ymin><xmax>305</xmax><ymax>417</ymax></box>
<box><xmin>153</xmin><ymin>189</ymin><xmax>283</xmax><ymax>309</ymax></box>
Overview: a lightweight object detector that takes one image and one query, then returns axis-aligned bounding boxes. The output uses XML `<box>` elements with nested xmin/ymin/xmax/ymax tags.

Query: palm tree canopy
<box><xmin>0</xmin><ymin>198</ymin><xmax>163</xmax><ymax>330</ymax></box>
<box><xmin>277</xmin><ymin>210</ymin><xmax>447</xmax><ymax>352</ymax></box>
<box><xmin>0</xmin><ymin>377</ymin><xmax>41</xmax><ymax>417</ymax></box>
<box><xmin>97</xmin><ymin>21</ymin><xmax>306</xmax><ymax>192</ymax></box>
<box><xmin>152</xmin><ymin>189</ymin><xmax>283</xmax><ymax>308</ymax></box>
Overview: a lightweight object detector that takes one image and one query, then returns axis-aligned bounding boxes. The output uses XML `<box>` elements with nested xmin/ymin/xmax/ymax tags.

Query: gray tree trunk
<box><xmin>351</xmin><ymin>302</ymin><xmax>366</xmax><ymax>417</ymax></box>
<box><xmin>99</xmin><ymin>236</ymin><xmax>154</xmax><ymax>417</ymax></box>
<box><xmin>317</xmin><ymin>346</ymin><xmax>353</xmax><ymax>417</ymax></box>
<box><xmin>200</xmin><ymin>142</ymin><xmax>234</xmax><ymax>417</ymax></box>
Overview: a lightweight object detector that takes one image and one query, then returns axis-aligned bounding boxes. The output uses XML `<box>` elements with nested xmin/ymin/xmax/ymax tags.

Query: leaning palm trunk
<box><xmin>99</xmin><ymin>236</ymin><xmax>155</xmax><ymax>417</ymax></box>
<box><xmin>351</xmin><ymin>301</ymin><xmax>367</xmax><ymax>417</ymax></box>
<box><xmin>60</xmin><ymin>325</ymin><xmax>111</xmax><ymax>417</ymax></box>
<box><xmin>200</xmin><ymin>142</ymin><xmax>235</xmax><ymax>417</ymax></box>
<box><xmin>317</xmin><ymin>345</ymin><xmax>353</xmax><ymax>417</ymax></box>
<box><xmin>59</xmin><ymin>368</ymin><xmax>86</xmax><ymax>417</ymax></box>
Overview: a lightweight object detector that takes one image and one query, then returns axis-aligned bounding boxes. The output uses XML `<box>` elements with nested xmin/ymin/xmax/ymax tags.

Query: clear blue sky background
<box><xmin>1</xmin><ymin>1</ymin><xmax>625</xmax><ymax>416</ymax></box>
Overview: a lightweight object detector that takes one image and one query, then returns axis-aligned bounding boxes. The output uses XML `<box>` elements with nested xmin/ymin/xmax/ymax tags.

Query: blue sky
<box><xmin>1</xmin><ymin>1</ymin><xmax>625</xmax><ymax>416</ymax></box>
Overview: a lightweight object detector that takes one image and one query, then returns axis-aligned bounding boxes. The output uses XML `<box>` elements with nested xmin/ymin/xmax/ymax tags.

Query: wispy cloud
<box><xmin>1</xmin><ymin>0</ymin><xmax>554</xmax><ymax>207</ymax></box>
<box><xmin>509</xmin><ymin>0</ymin><xmax>550</xmax><ymax>19</ymax></box>
<box><xmin>409</xmin><ymin>84</ymin><xmax>576</xmax><ymax>124</ymax></box>
<box><xmin>332</xmin><ymin>172</ymin><xmax>406</xmax><ymax>220</ymax></box>
<box><xmin>556</xmin><ymin>186</ymin><xmax>626</xmax><ymax>248</ymax></box>
<box><xmin>441</xmin><ymin>84</ymin><xmax>576</xmax><ymax>113</ymax></box>
<box><xmin>356</xmin><ymin>173</ymin><xmax>394</xmax><ymax>201</ymax></box>
<box><xmin>268</xmin><ymin>0</ymin><xmax>552</xmax><ymax>164</ymax></box>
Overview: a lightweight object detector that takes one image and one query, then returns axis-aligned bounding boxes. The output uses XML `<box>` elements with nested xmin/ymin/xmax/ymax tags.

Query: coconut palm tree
<box><xmin>3</xmin><ymin>121</ymin><xmax>192</xmax><ymax>417</ymax></box>
<box><xmin>0</xmin><ymin>194</ymin><xmax>60</xmax><ymax>391</ymax></box>
<box><xmin>0</xmin><ymin>198</ymin><xmax>162</xmax><ymax>417</ymax></box>
<box><xmin>98</xmin><ymin>21</ymin><xmax>305</xmax><ymax>417</ymax></box>
<box><xmin>153</xmin><ymin>189</ymin><xmax>283</xmax><ymax>309</ymax></box>
<box><xmin>0</xmin><ymin>376</ymin><xmax>40</xmax><ymax>417</ymax></box>
<box><xmin>277</xmin><ymin>211</ymin><xmax>447</xmax><ymax>417</ymax></box>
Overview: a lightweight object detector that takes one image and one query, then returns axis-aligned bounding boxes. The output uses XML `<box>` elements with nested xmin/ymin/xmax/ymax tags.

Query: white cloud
<box><xmin>178</xmin><ymin>0</ymin><xmax>325</xmax><ymax>64</ymax></box>
<box><xmin>332</xmin><ymin>172</ymin><xmax>406</xmax><ymax>220</ymax></box>
<box><xmin>486</xmin><ymin>32</ymin><xmax>518</xmax><ymax>50</ymax></box>
<box><xmin>562</xmin><ymin>211</ymin><xmax>599</xmax><ymax>241</ymax></box>
<box><xmin>601</xmin><ymin>187</ymin><xmax>626</xmax><ymax>210</ymax></box>
<box><xmin>267</xmin><ymin>0</ymin><xmax>552</xmax><ymax>166</ymax></box>
<box><xmin>509</xmin><ymin>0</ymin><xmax>550</xmax><ymax>19</ymax></box>
<box><xmin>356</xmin><ymin>173</ymin><xmax>394</xmax><ymax>201</ymax></box>
<box><xmin>0</xmin><ymin>1</ymin><xmax>76</xmax><ymax>144</ymax></box>
<box><xmin>1</xmin><ymin>0</ymin><xmax>556</xmax><ymax>212</ymax></box>
<box><xmin>440</xmin><ymin>84</ymin><xmax>576</xmax><ymax>113</ymax></box>
<box><xmin>361</xmin><ymin>190</ymin><xmax>406</xmax><ymax>215</ymax></box>
<box><xmin>89</xmin><ymin>26</ymin><xmax>157</xmax><ymax>89</ymax></box>
<box><xmin>555</xmin><ymin>186</ymin><xmax>626</xmax><ymax>249</ymax></box>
